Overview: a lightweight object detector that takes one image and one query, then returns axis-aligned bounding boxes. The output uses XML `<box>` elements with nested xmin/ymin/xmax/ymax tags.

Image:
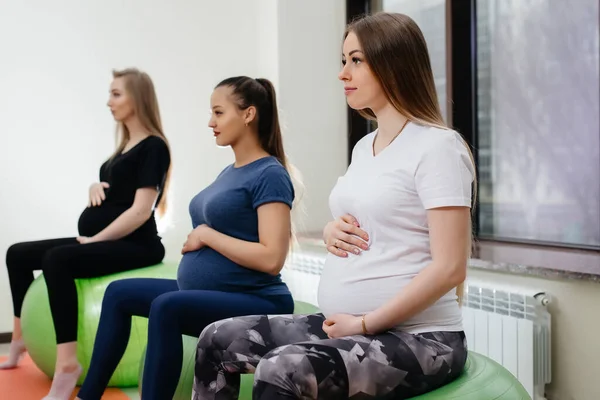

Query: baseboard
<box><xmin>0</xmin><ymin>332</ymin><xmax>11</xmax><ymax>343</ymax></box>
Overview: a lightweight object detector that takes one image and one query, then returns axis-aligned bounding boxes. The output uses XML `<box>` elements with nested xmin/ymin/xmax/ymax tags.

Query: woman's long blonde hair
<box><xmin>110</xmin><ymin>68</ymin><xmax>172</xmax><ymax>217</ymax></box>
<box><xmin>347</xmin><ymin>12</ymin><xmax>477</xmax><ymax>304</ymax></box>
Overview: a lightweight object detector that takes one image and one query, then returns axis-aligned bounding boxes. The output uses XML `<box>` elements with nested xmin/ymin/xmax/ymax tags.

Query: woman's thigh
<box><xmin>198</xmin><ymin>312</ymin><xmax>328</xmax><ymax>367</ymax></box>
<box><xmin>42</xmin><ymin>239</ymin><xmax>165</xmax><ymax>280</ymax></box>
<box><xmin>103</xmin><ymin>278</ymin><xmax>180</xmax><ymax>318</ymax></box>
<box><xmin>256</xmin><ymin>330</ymin><xmax>468</xmax><ymax>399</ymax></box>
<box><xmin>150</xmin><ymin>291</ymin><xmax>295</xmax><ymax>338</ymax></box>
<box><xmin>6</xmin><ymin>238</ymin><xmax>78</xmax><ymax>272</ymax></box>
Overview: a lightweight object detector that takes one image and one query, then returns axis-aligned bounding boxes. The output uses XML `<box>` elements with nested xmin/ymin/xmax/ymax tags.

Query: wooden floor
<box><xmin>0</xmin><ymin>348</ymin><xmax>140</xmax><ymax>400</ymax></box>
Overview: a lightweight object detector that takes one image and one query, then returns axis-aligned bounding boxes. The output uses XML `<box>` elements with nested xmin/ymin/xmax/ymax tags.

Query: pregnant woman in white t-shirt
<box><xmin>193</xmin><ymin>12</ymin><xmax>476</xmax><ymax>400</ymax></box>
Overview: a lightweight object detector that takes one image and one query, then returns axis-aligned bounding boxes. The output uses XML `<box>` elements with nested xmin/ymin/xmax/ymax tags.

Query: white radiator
<box><xmin>283</xmin><ymin>251</ymin><xmax>552</xmax><ymax>400</ymax></box>
<box><xmin>463</xmin><ymin>278</ymin><xmax>551</xmax><ymax>400</ymax></box>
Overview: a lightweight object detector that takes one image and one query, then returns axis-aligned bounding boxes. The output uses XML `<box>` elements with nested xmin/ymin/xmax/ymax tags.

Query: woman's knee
<box><xmin>256</xmin><ymin>345</ymin><xmax>301</xmax><ymax>373</ymax></box>
<box><xmin>102</xmin><ymin>279</ymin><xmax>137</xmax><ymax>309</ymax></box>
<box><xmin>197</xmin><ymin>322</ymin><xmax>218</xmax><ymax>350</ymax></box>
<box><xmin>6</xmin><ymin>242</ymin><xmax>30</xmax><ymax>270</ymax></box>
<box><xmin>197</xmin><ymin>318</ymin><xmax>265</xmax><ymax>374</ymax></box>
<box><xmin>255</xmin><ymin>344</ymin><xmax>347</xmax><ymax>398</ymax></box>
<box><xmin>195</xmin><ymin>322</ymin><xmax>220</xmax><ymax>365</ymax></box>
<box><xmin>197</xmin><ymin>316</ymin><xmax>259</xmax><ymax>355</ymax></box>
<box><xmin>195</xmin><ymin>319</ymin><xmax>237</xmax><ymax>358</ymax></box>
<box><xmin>148</xmin><ymin>292</ymin><xmax>182</xmax><ymax>324</ymax></box>
<box><xmin>254</xmin><ymin>345</ymin><xmax>301</xmax><ymax>385</ymax></box>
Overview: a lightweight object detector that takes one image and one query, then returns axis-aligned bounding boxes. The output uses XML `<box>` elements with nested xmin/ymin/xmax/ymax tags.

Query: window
<box><xmin>476</xmin><ymin>0</ymin><xmax>600</xmax><ymax>248</ymax></box>
<box><xmin>382</xmin><ymin>0</ymin><xmax>448</xmax><ymax>122</ymax></box>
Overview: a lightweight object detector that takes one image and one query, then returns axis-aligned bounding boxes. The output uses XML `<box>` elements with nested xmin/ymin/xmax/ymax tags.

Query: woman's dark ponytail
<box><xmin>255</xmin><ymin>78</ymin><xmax>286</xmax><ymax>169</ymax></box>
<box><xmin>215</xmin><ymin>76</ymin><xmax>306</xmax><ymax>247</ymax></box>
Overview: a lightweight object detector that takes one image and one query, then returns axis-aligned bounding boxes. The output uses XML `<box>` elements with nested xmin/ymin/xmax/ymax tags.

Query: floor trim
<box><xmin>0</xmin><ymin>332</ymin><xmax>12</xmax><ymax>343</ymax></box>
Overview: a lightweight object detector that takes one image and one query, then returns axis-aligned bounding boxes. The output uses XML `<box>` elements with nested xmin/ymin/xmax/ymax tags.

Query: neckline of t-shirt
<box><xmin>120</xmin><ymin>135</ymin><xmax>155</xmax><ymax>156</ymax></box>
<box><xmin>370</xmin><ymin>121</ymin><xmax>415</xmax><ymax>158</ymax></box>
<box><xmin>232</xmin><ymin>155</ymin><xmax>275</xmax><ymax>170</ymax></box>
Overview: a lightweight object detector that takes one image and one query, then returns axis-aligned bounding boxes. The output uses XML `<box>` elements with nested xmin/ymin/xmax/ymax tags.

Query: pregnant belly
<box><xmin>77</xmin><ymin>204</ymin><xmax>127</xmax><ymax>237</ymax></box>
<box><xmin>317</xmin><ymin>252</ymin><xmax>413</xmax><ymax>317</ymax></box>
<box><xmin>177</xmin><ymin>248</ymin><xmax>278</xmax><ymax>292</ymax></box>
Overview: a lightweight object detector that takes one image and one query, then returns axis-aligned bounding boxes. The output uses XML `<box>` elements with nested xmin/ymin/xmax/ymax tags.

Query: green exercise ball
<box><xmin>20</xmin><ymin>262</ymin><xmax>178</xmax><ymax>387</ymax></box>
<box><xmin>408</xmin><ymin>351</ymin><xmax>531</xmax><ymax>399</ymax></box>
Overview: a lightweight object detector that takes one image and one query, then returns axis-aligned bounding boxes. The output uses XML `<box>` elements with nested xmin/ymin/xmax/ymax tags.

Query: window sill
<box><xmin>469</xmin><ymin>257</ymin><xmax>600</xmax><ymax>284</ymax></box>
<box><xmin>475</xmin><ymin>240</ymin><xmax>600</xmax><ymax>283</ymax></box>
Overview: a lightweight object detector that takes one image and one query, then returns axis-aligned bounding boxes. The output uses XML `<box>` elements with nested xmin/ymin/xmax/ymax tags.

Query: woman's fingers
<box><xmin>327</xmin><ymin>244</ymin><xmax>347</xmax><ymax>258</ymax></box>
<box><xmin>340</xmin><ymin>213</ymin><xmax>359</xmax><ymax>226</ymax></box>
<box><xmin>339</xmin><ymin>220</ymin><xmax>369</xmax><ymax>243</ymax></box>
<box><xmin>323</xmin><ymin>216</ymin><xmax>370</xmax><ymax>256</ymax></box>
<box><xmin>331</xmin><ymin>236</ymin><xmax>359</xmax><ymax>254</ymax></box>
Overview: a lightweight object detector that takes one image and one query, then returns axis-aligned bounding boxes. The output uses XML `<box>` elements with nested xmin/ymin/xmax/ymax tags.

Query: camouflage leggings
<box><xmin>193</xmin><ymin>313</ymin><xmax>467</xmax><ymax>399</ymax></box>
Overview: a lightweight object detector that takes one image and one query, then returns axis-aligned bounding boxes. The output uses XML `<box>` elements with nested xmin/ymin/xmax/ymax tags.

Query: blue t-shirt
<box><xmin>177</xmin><ymin>156</ymin><xmax>294</xmax><ymax>296</ymax></box>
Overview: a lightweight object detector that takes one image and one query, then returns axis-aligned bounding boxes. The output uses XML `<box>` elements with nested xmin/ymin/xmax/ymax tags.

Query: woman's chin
<box><xmin>346</xmin><ymin>98</ymin><xmax>366</xmax><ymax>111</ymax></box>
<box><xmin>214</xmin><ymin>136</ymin><xmax>229</xmax><ymax>148</ymax></box>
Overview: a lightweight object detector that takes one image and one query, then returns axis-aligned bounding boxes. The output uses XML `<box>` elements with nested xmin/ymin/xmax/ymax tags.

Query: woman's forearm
<box><xmin>364</xmin><ymin>261</ymin><xmax>466</xmax><ymax>333</ymax></box>
<box><xmin>92</xmin><ymin>207</ymin><xmax>152</xmax><ymax>242</ymax></box>
<box><xmin>202</xmin><ymin>227</ymin><xmax>287</xmax><ymax>275</ymax></box>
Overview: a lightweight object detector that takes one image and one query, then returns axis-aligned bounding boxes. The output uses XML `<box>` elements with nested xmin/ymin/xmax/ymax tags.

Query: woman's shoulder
<box><xmin>222</xmin><ymin>157</ymin><xmax>290</xmax><ymax>182</ymax></box>
<box><xmin>404</xmin><ymin>124</ymin><xmax>467</xmax><ymax>158</ymax></box>
<box><xmin>245</xmin><ymin>156</ymin><xmax>286</xmax><ymax>173</ymax></box>
<box><xmin>410</xmin><ymin>123</ymin><xmax>458</xmax><ymax>144</ymax></box>
<box><xmin>410</xmin><ymin>124</ymin><xmax>475</xmax><ymax>178</ymax></box>
<box><xmin>257</xmin><ymin>157</ymin><xmax>291</xmax><ymax>179</ymax></box>
<box><xmin>141</xmin><ymin>135</ymin><xmax>169</xmax><ymax>150</ymax></box>
<box><xmin>137</xmin><ymin>135</ymin><xmax>171</xmax><ymax>163</ymax></box>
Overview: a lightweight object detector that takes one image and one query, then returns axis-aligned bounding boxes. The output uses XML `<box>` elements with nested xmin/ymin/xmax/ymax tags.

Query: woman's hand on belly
<box><xmin>181</xmin><ymin>224</ymin><xmax>209</xmax><ymax>254</ymax></box>
<box><xmin>88</xmin><ymin>182</ymin><xmax>110</xmax><ymax>207</ymax></box>
<box><xmin>323</xmin><ymin>214</ymin><xmax>370</xmax><ymax>258</ymax></box>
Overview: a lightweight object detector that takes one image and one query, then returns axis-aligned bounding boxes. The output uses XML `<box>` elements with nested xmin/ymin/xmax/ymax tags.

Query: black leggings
<box><xmin>5</xmin><ymin>237</ymin><xmax>165</xmax><ymax>344</ymax></box>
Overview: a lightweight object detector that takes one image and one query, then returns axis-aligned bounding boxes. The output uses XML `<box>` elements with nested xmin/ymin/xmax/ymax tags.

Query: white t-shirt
<box><xmin>317</xmin><ymin>122</ymin><xmax>475</xmax><ymax>334</ymax></box>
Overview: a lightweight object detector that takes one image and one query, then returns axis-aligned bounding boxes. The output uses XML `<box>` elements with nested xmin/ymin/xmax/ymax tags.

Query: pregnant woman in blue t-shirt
<box><xmin>1</xmin><ymin>68</ymin><xmax>171</xmax><ymax>400</ymax></box>
<box><xmin>75</xmin><ymin>76</ymin><xmax>298</xmax><ymax>400</ymax></box>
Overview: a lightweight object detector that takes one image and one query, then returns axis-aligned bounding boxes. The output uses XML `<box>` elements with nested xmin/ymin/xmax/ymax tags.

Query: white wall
<box><xmin>0</xmin><ymin>0</ymin><xmax>347</xmax><ymax>333</ymax></box>
<box><xmin>276</xmin><ymin>0</ymin><xmax>349</xmax><ymax>233</ymax></box>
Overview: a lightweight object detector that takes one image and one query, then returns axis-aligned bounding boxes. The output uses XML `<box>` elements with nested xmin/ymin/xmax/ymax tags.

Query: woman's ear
<box><xmin>244</xmin><ymin>106</ymin><xmax>257</xmax><ymax>126</ymax></box>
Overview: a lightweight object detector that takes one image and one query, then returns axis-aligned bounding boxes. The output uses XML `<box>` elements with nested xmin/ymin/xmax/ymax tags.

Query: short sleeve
<box><xmin>415</xmin><ymin>132</ymin><xmax>475</xmax><ymax>209</ymax></box>
<box><xmin>252</xmin><ymin>165</ymin><xmax>295</xmax><ymax>209</ymax></box>
<box><xmin>137</xmin><ymin>137</ymin><xmax>171</xmax><ymax>190</ymax></box>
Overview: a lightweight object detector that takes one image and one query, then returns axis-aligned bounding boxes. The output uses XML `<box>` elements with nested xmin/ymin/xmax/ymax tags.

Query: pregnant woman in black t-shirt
<box><xmin>0</xmin><ymin>68</ymin><xmax>171</xmax><ymax>400</ymax></box>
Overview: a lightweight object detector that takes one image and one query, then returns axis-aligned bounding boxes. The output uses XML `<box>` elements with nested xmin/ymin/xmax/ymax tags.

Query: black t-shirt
<box><xmin>77</xmin><ymin>135</ymin><xmax>171</xmax><ymax>241</ymax></box>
